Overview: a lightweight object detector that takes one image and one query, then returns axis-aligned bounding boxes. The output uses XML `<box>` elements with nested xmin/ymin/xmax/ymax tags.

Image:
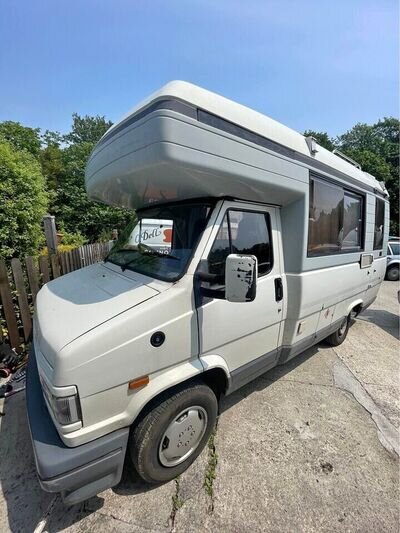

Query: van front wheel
<box><xmin>129</xmin><ymin>382</ymin><xmax>218</xmax><ymax>483</ymax></box>
<box><xmin>324</xmin><ymin>316</ymin><xmax>350</xmax><ymax>347</ymax></box>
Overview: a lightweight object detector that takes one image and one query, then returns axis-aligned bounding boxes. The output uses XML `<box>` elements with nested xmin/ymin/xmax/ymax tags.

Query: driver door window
<box><xmin>208</xmin><ymin>210</ymin><xmax>273</xmax><ymax>285</ymax></box>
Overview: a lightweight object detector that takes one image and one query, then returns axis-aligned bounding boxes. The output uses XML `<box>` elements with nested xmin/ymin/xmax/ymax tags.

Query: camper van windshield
<box><xmin>106</xmin><ymin>202</ymin><xmax>212</xmax><ymax>281</ymax></box>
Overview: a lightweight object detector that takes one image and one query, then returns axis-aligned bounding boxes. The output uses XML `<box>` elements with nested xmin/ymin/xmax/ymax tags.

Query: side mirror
<box><xmin>225</xmin><ymin>254</ymin><xmax>257</xmax><ymax>303</ymax></box>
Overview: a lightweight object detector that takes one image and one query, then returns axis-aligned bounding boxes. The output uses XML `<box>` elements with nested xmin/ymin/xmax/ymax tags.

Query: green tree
<box><xmin>40</xmin><ymin>143</ymin><xmax>64</xmax><ymax>206</ymax></box>
<box><xmin>0</xmin><ymin>140</ymin><xmax>48</xmax><ymax>259</ymax></box>
<box><xmin>38</xmin><ymin>129</ymin><xmax>65</xmax><ymax>208</ymax></box>
<box><xmin>0</xmin><ymin>121</ymin><xmax>41</xmax><ymax>158</ymax></box>
<box><xmin>51</xmin><ymin>114</ymin><xmax>131</xmax><ymax>240</ymax></box>
<box><xmin>64</xmin><ymin>113</ymin><xmax>112</xmax><ymax>145</ymax></box>
<box><xmin>303</xmin><ymin>130</ymin><xmax>336</xmax><ymax>152</ymax></box>
<box><xmin>339</xmin><ymin>118</ymin><xmax>399</xmax><ymax>235</ymax></box>
<box><xmin>41</xmin><ymin>129</ymin><xmax>63</xmax><ymax>147</ymax></box>
<box><xmin>339</xmin><ymin>149</ymin><xmax>392</xmax><ymax>182</ymax></box>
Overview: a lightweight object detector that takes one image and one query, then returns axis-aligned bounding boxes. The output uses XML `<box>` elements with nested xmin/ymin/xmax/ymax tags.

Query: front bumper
<box><xmin>26</xmin><ymin>345</ymin><xmax>129</xmax><ymax>506</ymax></box>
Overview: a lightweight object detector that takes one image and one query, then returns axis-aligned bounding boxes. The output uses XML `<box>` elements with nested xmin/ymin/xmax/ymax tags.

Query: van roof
<box><xmin>106</xmin><ymin>81</ymin><xmax>387</xmax><ymax>196</ymax></box>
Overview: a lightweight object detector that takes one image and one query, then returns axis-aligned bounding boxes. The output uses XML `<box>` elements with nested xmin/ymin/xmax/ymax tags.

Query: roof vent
<box><xmin>378</xmin><ymin>180</ymin><xmax>389</xmax><ymax>196</ymax></box>
<box><xmin>305</xmin><ymin>136</ymin><xmax>318</xmax><ymax>155</ymax></box>
<box><xmin>333</xmin><ymin>149</ymin><xmax>362</xmax><ymax>170</ymax></box>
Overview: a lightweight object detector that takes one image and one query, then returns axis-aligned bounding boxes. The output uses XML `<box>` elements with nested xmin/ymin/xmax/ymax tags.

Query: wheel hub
<box><xmin>158</xmin><ymin>406</ymin><xmax>208</xmax><ymax>467</ymax></box>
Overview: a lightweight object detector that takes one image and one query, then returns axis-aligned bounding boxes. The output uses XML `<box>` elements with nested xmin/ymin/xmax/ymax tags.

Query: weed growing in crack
<box><xmin>170</xmin><ymin>476</ymin><xmax>184</xmax><ymax>528</ymax></box>
<box><xmin>204</xmin><ymin>427</ymin><xmax>218</xmax><ymax>498</ymax></box>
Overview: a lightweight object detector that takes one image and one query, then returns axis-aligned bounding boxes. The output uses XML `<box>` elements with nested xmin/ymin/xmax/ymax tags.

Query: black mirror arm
<box><xmin>200</xmin><ymin>287</ymin><xmax>226</xmax><ymax>300</ymax></box>
<box><xmin>195</xmin><ymin>271</ymin><xmax>224</xmax><ymax>284</ymax></box>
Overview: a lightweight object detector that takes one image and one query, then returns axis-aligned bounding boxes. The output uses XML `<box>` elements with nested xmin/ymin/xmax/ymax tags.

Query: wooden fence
<box><xmin>0</xmin><ymin>241</ymin><xmax>112</xmax><ymax>351</ymax></box>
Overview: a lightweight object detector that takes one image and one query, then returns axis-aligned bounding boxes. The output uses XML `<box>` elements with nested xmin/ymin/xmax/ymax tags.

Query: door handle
<box><xmin>274</xmin><ymin>277</ymin><xmax>283</xmax><ymax>302</ymax></box>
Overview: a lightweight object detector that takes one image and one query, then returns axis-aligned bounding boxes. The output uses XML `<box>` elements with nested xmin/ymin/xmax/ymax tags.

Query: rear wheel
<box><xmin>129</xmin><ymin>382</ymin><xmax>217</xmax><ymax>483</ymax></box>
<box><xmin>386</xmin><ymin>265</ymin><xmax>399</xmax><ymax>281</ymax></box>
<box><xmin>324</xmin><ymin>316</ymin><xmax>350</xmax><ymax>347</ymax></box>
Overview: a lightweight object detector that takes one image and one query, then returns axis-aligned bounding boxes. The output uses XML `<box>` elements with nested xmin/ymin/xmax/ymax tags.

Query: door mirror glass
<box><xmin>225</xmin><ymin>254</ymin><xmax>257</xmax><ymax>302</ymax></box>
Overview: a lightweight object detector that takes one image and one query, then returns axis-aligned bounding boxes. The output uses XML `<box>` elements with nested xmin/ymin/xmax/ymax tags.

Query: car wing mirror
<box><xmin>225</xmin><ymin>254</ymin><xmax>257</xmax><ymax>302</ymax></box>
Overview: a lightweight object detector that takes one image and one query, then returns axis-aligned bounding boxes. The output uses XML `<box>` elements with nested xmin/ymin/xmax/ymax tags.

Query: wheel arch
<box><xmin>346</xmin><ymin>298</ymin><xmax>364</xmax><ymax>317</ymax></box>
<box><xmin>129</xmin><ymin>358</ymin><xmax>230</xmax><ymax>430</ymax></box>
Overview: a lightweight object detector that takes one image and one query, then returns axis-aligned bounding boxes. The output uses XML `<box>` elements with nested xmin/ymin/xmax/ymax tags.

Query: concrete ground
<box><xmin>0</xmin><ymin>282</ymin><xmax>398</xmax><ymax>533</ymax></box>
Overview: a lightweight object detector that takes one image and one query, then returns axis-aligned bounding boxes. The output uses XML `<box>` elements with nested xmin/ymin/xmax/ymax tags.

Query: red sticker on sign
<box><xmin>163</xmin><ymin>229</ymin><xmax>172</xmax><ymax>243</ymax></box>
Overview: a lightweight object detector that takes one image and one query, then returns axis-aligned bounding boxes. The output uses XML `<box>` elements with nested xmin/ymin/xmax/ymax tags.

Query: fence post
<box><xmin>50</xmin><ymin>254</ymin><xmax>61</xmax><ymax>278</ymax></box>
<box><xmin>25</xmin><ymin>256</ymin><xmax>40</xmax><ymax>302</ymax></box>
<box><xmin>0</xmin><ymin>259</ymin><xmax>20</xmax><ymax>350</ymax></box>
<box><xmin>11</xmin><ymin>258</ymin><xmax>32</xmax><ymax>341</ymax></box>
<box><xmin>43</xmin><ymin>215</ymin><xmax>57</xmax><ymax>256</ymax></box>
<box><xmin>39</xmin><ymin>255</ymin><xmax>50</xmax><ymax>284</ymax></box>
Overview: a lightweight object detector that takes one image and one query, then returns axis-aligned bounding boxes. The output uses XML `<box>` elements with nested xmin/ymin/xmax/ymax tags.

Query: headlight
<box><xmin>41</xmin><ymin>378</ymin><xmax>82</xmax><ymax>426</ymax></box>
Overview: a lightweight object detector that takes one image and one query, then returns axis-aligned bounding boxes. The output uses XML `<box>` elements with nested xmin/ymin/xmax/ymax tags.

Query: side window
<box><xmin>308</xmin><ymin>178</ymin><xmax>343</xmax><ymax>255</ymax></box>
<box><xmin>230</xmin><ymin>211</ymin><xmax>272</xmax><ymax>274</ymax></box>
<box><xmin>208</xmin><ymin>210</ymin><xmax>273</xmax><ymax>284</ymax></box>
<box><xmin>373</xmin><ymin>198</ymin><xmax>385</xmax><ymax>250</ymax></box>
<box><xmin>308</xmin><ymin>176</ymin><xmax>364</xmax><ymax>256</ymax></box>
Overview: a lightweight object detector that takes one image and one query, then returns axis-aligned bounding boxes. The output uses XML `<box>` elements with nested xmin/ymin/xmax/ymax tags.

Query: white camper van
<box><xmin>27</xmin><ymin>82</ymin><xmax>389</xmax><ymax>505</ymax></box>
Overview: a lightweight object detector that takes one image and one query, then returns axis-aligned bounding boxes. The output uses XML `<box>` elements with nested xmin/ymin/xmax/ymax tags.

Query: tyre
<box><xmin>129</xmin><ymin>381</ymin><xmax>218</xmax><ymax>483</ymax></box>
<box><xmin>324</xmin><ymin>315</ymin><xmax>350</xmax><ymax>347</ymax></box>
<box><xmin>386</xmin><ymin>265</ymin><xmax>399</xmax><ymax>281</ymax></box>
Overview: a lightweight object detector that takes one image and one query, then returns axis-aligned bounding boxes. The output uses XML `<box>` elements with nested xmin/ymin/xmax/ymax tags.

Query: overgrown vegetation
<box><xmin>0</xmin><ymin>140</ymin><xmax>48</xmax><ymax>259</ymax></box>
<box><xmin>0</xmin><ymin>116</ymin><xmax>131</xmax><ymax>260</ymax></box>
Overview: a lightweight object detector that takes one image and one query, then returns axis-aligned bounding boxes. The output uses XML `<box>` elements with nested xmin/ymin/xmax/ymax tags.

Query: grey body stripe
<box><xmin>96</xmin><ymin>99</ymin><xmax>196</xmax><ymax>149</ymax></box>
<box><xmin>95</xmin><ymin>98</ymin><xmax>386</xmax><ymax>198</ymax></box>
<box><xmin>228</xmin><ymin>348</ymin><xmax>279</xmax><ymax>394</ymax></box>
<box><xmin>197</xmin><ymin>110</ymin><xmax>385</xmax><ymax>197</ymax></box>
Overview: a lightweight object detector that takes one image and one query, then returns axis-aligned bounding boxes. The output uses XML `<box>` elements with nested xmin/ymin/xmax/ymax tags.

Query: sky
<box><xmin>0</xmin><ymin>0</ymin><xmax>398</xmax><ymax>138</ymax></box>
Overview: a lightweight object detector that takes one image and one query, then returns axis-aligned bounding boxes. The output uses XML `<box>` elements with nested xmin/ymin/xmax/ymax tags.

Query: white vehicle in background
<box><xmin>386</xmin><ymin>239</ymin><xmax>400</xmax><ymax>281</ymax></box>
<box><xmin>27</xmin><ymin>81</ymin><xmax>390</xmax><ymax>505</ymax></box>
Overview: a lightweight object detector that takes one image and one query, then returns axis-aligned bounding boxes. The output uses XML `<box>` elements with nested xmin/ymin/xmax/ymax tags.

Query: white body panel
<box><xmin>33</xmin><ymin>82</ymin><xmax>389</xmax><ymax>449</ymax></box>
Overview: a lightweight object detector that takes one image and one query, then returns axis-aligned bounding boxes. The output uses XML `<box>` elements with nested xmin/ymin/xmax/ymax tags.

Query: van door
<box><xmin>196</xmin><ymin>201</ymin><xmax>285</xmax><ymax>391</ymax></box>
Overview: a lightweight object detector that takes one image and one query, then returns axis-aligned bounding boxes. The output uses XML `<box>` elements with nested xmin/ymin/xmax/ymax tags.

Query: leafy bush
<box><xmin>0</xmin><ymin>140</ymin><xmax>48</xmax><ymax>259</ymax></box>
<box><xmin>40</xmin><ymin>244</ymin><xmax>77</xmax><ymax>255</ymax></box>
<box><xmin>60</xmin><ymin>231</ymin><xmax>87</xmax><ymax>247</ymax></box>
